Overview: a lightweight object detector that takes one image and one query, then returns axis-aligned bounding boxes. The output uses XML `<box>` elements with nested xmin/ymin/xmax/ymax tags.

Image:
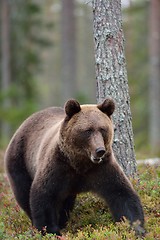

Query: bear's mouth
<box><xmin>90</xmin><ymin>155</ymin><xmax>104</xmax><ymax>164</ymax></box>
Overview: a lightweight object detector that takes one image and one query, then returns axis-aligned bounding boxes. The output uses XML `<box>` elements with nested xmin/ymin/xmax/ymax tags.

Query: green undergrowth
<box><xmin>0</xmin><ymin>165</ymin><xmax>159</xmax><ymax>240</ymax></box>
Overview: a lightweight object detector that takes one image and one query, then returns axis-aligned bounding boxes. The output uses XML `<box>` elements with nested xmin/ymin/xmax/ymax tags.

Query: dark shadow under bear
<box><xmin>4</xmin><ymin>98</ymin><xmax>145</xmax><ymax>236</ymax></box>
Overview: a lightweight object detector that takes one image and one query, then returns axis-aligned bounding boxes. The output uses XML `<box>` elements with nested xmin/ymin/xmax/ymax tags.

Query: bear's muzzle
<box><xmin>90</xmin><ymin>147</ymin><xmax>106</xmax><ymax>164</ymax></box>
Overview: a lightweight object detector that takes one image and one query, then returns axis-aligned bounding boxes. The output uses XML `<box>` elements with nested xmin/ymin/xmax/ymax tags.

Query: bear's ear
<box><xmin>97</xmin><ymin>98</ymin><xmax>115</xmax><ymax>117</ymax></box>
<box><xmin>65</xmin><ymin>99</ymin><xmax>81</xmax><ymax>118</ymax></box>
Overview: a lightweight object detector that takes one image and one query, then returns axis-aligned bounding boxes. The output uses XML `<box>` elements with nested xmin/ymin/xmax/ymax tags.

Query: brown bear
<box><xmin>4</xmin><ymin>98</ymin><xmax>144</xmax><ymax>236</ymax></box>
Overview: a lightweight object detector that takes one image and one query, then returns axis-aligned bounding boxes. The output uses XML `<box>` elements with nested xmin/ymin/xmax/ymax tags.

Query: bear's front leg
<box><xmin>92</xmin><ymin>161</ymin><xmax>145</xmax><ymax>236</ymax></box>
<box><xmin>30</xmin><ymin>182</ymin><xmax>61</xmax><ymax>236</ymax></box>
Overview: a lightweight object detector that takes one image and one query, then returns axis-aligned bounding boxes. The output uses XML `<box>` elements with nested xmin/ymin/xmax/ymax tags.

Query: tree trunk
<box><xmin>61</xmin><ymin>0</ymin><xmax>77</xmax><ymax>102</ymax></box>
<box><xmin>92</xmin><ymin>0</ymin><xmax>136</xmax><ymax>176</ymax></box>
<box><xmin>149</xmin><ymin>0</ymin><xmax>160</xmax><ymax>154</ymax></box>
<box><xmin>1</xmin><ymin>0</ymin><xmax>11</xmax><ymax>139</ymax></box>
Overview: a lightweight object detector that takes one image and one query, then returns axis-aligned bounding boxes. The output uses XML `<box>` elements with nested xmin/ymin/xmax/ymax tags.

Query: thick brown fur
<box><xmin>4</xmin><ymin>98</ymin><xmax>144</xmax><ymax>236</ymax></box>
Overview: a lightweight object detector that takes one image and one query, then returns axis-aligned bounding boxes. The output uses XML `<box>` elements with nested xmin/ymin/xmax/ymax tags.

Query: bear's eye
<box><xmin>84</xmin><ymin>128</ymin><xmax>93</xmax><ymax>136</ymax></box>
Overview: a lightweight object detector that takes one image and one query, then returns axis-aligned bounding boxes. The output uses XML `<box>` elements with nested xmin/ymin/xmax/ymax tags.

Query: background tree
<box><xmin>124</xmin><ymin>1</ymin><xmax>149</xmax><ymax>152</ymax></box>
<box><xmin>149</xmin><ymin>0</ymin><xmax>160</xmax><ymax>154</ymax></box>
<box><xmin>61</xmin><ymin>0</ymin><xmax>77</xmax><ymax>101</ymax></box>
<box><xmin>1</xmin><ymin>0</ymin><xmax>11</xmax><ymax>139</ymax></box>
<box><xmin>92</xmin><ymin>0</ymin><xmax>136</xmax><ymax>176</ymax></box>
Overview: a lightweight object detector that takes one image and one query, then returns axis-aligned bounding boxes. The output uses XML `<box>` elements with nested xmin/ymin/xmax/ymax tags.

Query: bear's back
<box><xmin>5</xmin><ymin>107</ymin><xmax>65</xmax><ymax>178</ymax></box>
<box><xmin>10</xmin><ymin>106</ymin><xmax>65</xmax><ymax>143</ymax></box>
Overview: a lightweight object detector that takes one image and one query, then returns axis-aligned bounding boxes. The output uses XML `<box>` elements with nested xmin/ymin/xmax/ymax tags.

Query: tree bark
<box><xmin>149</xmin><ymin>0</ymin><xmax>160</xmax><ymax>154</ymax></box>
<box><xmin>1</xmin><ymin>0</ymin><xmax>11</xmax><ymax>139</ymax></box>
<box><xmin>92</xmin><ymin>0</ymin><xmax>136</xmax><ymax>176</ymax></box>
<box><xmin>61</xmin><ymin>0</ymin><xmax>77</xmax><ymax>102</ymax></box>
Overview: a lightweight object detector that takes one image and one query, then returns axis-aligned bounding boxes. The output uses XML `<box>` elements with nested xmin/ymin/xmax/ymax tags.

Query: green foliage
<box><xmin>4</xmin><ymin>1</ymin><xmax>41</xmax><ymax>99</ymax></box>
<box><xmin>0</xmin><ymin>1</ymin><xmax>52</xmax><ymax>145</ymax></box>
<box><xmin>0</xmin><ymin>164</ymin><xmax>159</xmax><ymax>239</ymax></box>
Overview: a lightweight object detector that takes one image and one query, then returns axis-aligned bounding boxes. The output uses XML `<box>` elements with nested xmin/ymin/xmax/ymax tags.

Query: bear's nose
<box><xmin>96</xmin><ymin>147</ymin><xmax>106</xmax><ymax>158</ymax></box>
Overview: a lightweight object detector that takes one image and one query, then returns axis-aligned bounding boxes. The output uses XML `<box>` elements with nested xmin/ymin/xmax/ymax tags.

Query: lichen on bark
<box><xmin>92</xmin><ymin>0</ymin><xmax>136</xmax><ymax>176</ymax></box>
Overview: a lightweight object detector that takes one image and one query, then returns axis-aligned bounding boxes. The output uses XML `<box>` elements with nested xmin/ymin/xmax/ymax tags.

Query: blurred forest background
<box><xmin>0</xmin><ymin>0</ymin><xmax>160</xmax><ymax>156</ymax></box>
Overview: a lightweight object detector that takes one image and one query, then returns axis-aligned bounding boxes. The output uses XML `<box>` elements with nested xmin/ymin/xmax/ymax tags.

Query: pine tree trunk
<box><xmin>61</xmin><ymin>0</ymin><xmax>77</xmax><ymax>102</ymax></box>
<box><xmin>1</xmin><ymin>0</ymin><xmax>11</xmax><ymax>140</ymax></box>
<box><xmin>149</xmin><ymin>0</ymin><xmax>160</xmax><ymax>154</ymax></box>
<box><xmin>92</xmin><ymin>0</ymin><xmax>136</xmax><ymax>176</ymax></box>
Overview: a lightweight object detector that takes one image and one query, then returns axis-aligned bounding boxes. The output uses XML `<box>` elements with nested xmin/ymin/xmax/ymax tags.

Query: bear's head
<box><xmin>59</xmin><ymin>98</ymin><xmax>115</xmax><ymax>171</ymax></box>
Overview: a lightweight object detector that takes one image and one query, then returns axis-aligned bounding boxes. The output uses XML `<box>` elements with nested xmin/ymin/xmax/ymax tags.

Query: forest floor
<box><xmin>0</xmin><ymin>150</ymin><xmax>160</xmax><ymax>240</ymax></box>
